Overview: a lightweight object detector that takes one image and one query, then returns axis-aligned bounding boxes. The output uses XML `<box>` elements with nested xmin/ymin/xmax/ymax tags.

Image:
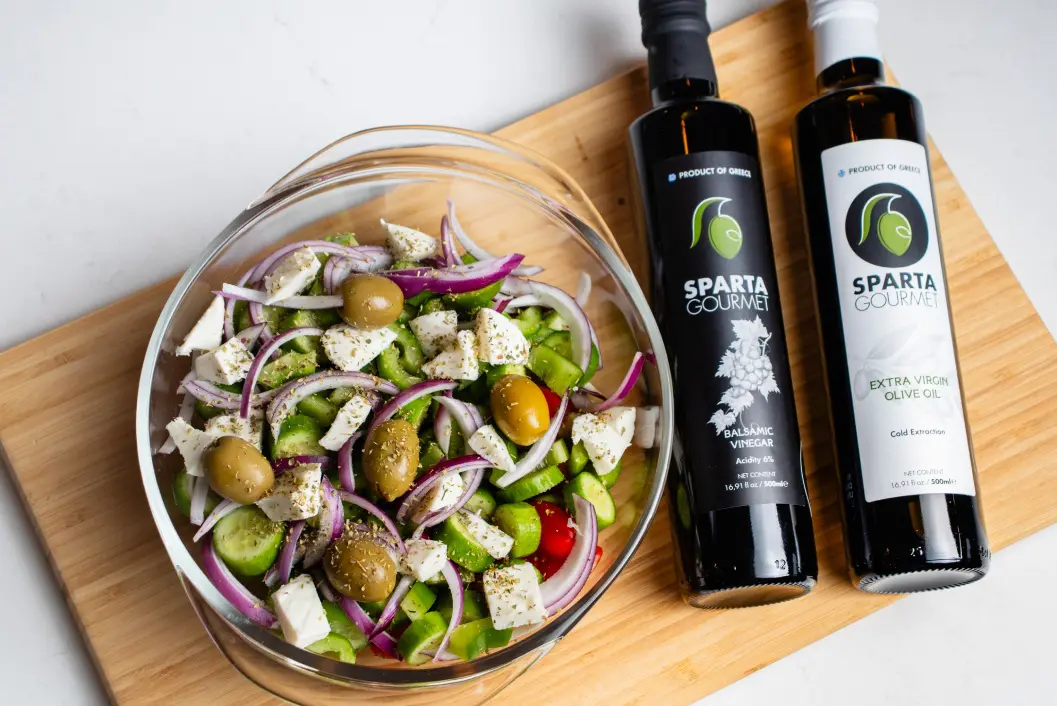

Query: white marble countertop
<box><xmin>1</xmin><ymin>0</ymin><xmax>1055</xmax><ymax>703</ymax></box>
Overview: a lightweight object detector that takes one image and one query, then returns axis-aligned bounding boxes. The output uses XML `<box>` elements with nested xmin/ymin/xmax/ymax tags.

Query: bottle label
<box><xmin>652</xmin><ymin>151</ymin><xmax>808</xmax><ymax>512</ymax></box>
<box><xmin>820</xmin><ymin>138</ymin><xmax>975</xmax><ymax>502</ymax></box>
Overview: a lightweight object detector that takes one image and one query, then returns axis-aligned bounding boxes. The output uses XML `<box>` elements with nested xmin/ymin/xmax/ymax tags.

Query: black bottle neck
<box><xmin>641</xmin><ymin>0</ymin><xmax>718</xmax><ymax>107</ymax></box>
<box><xmin>651</xmin><ymin>76</ymin><xmax>718</xmax><ymax>106</ymax></box>
<box><xmin>817</xmin><ymin>57</ymin><xmax>885</xmax><ymax>94</ymax></box>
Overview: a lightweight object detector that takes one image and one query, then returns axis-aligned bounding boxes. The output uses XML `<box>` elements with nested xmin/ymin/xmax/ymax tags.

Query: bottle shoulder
<box><xmin>630</xmin><ymin>97</ymin><xmax>759</xmax><ymax>161</ymax></box>
<box><xmin>796</xmin><ymin>84</ymin><xmax>921</xmax><ymax>124</ymax></box>
<box><xmin>632</xmin><ymin>96</ymin><xmax>754</xmax><ymax>130</ymax></box>
<box><xmin>794</xmin><ymin>84</ymin><xmax>926</xmax><ymax>152</ymax></box>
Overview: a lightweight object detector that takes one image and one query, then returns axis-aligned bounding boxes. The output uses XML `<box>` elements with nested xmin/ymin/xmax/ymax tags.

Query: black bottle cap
<box><xmin>639</xmin><ymin>0</ymin><xmax>718</xmax><ymax>93</ymax></box>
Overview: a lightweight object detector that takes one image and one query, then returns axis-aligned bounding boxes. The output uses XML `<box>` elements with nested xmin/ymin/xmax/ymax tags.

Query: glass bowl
<box><xmin>136</xmin><ymin>126</ymin><xmax>673</xmax><ymax>704</ymax></box>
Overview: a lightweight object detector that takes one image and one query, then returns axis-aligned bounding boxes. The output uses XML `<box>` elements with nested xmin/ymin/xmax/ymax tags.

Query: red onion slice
<box><xmin>277</xmin><ymin>520</ymin><xmax>306</xmax><ymax>585</ymax></box>
<box><xmin>188</xmin><ymin>475</ymin><xmax>209</xmax><ymax>526</ymax></box>
<box><xmin>492</xmin><ymin>295</ymin><xmax>512</xmax><ymax>314</ymax></box>
<box><xmin>370</xmin><ymin>575</ymin><xmax>414</xmax><ymax>638</ymax></box>
<box><xmin>570</xmin><ymin>352</ymin><xmax>644</xmax><ymax>413</ymax></box>
<box><xmin>575</xmin><ymin>271</ymin><xmax>592</xmax><ymax>308</ymax></box>
<box><xmin>234</xmin><ymin>322</ymin><xmax>268</xmax><ymax>350</ymax></box>
<box><xmin>224</xmin><ymin>268</ymin><xmax>255</xmax><ymax>341</ymax></box>
<box><xmin>337</xmin><ymin>433</ymin><xmax>360</xmax><ymax>492</ymax></box>
<box><xmin>338</xmin><ymin>490</ymin><xmax>406</xmax><ymax>554</ymax></box>
<box><xmin>500</xmin><ymin>276</ymin><xmax>534</xmax><ymax>297</ymax></box>
<box><xmin>434</xmin><ymin>403</ymin><xmax>454</xmax><ymax>456</ymax></box>
<box><xmin>159</xmin><ymin>370</ymin><xmax>198</xmax><ymax>454</ymax></box>
<box><xmin>246</xmin><ymin>240</ymin><xmax>375</xmax><ymax>284</ymax></box>
<box><xmin>366</xmin><ymin>379</ymin><xmax>458</xmax><ymax>437</ymax></box>
<box><xmin>447</xmin><ymin>200</ymin><xmax>542</xmax><ymax>277</ymax></box>
<box><xmin>418</xmin><ymin>467</ymin><xmax>485</xmax><ymax>531</ymax></box>
<box><xmin>239</xmin><ymin>326</ymin><xmax>324</xmax><ymax>418</ymax></box>
<box><xmin>434</xmin><ymin>396</ymin><xmax>483</xmax><ymax>440</ymax></box>
<box><xmin>502</xmin><ymin>294</ymin><xmax>542</xmax><ymax>311</ymax></box>
<box><xmin>303</xmin><ymin>478</ymin><xmax>343</xmax><ymax>568</ymax></box>
<box><xmin>383</xmin><ymin>253</ymin><xmax>524</xmax><ymax>298</ymax></box>
<box><xmin>395</xmin><ymin>456</ymin><xmax>492</xmax><ymax>525</ymax></box>
<box><xmin>433</xmin><ymin>561</ymin><xmax>464</xmax><ymax>661</ymax></box>
<box><xmin>184</xmin><ymin>380</ymin><xmax>277</xmax><ymax>410</ymax></box>
<box><xmin>193</xmin><ymin>499</ymin><xmax>241</xmax><ymax>542</ymax></box>
<box><xmin>202</xmin><ymin>536</ymin><xmax>279</xmax><ymax>629</ymax></box>
<box><xmin>323</xmin><ymin>256</ymin><xmax>352</xmax><ymax>294</ymax></box>
<box><xmin>335</xmin><ymin>598</ymin><xmax>399</xmax><ymax>658</ymax></box>
<box><xmin>218</xmin><ymin>284</ymin><xmax>343</xmax><ymax>310</ymax></box>
<box><xmin>494</xmin><ymin>394</ymin><xmax>568</xmax><ymax>489</ymax></box>
<box><xmin>528</xmin><ymin>281</ymin><xmax>592</xmax><ymax>372</ymax></box>
<box><xmin>271</xmin><ymin>455</ymin><xmax>333</xmax><ymax>472</ymax></box>
<box><xmin>540</xmin><ymin>494</ymin><xmax>597</xmax><ymax>616</ymax></box>
<box><xmin>440</xmin><ymin>215</ymin><xmax>459</xmax><ymax>267</ymax></box>
<box><xmin>267</xmin><ymin>370</ymin><xmax>399</xmax><ymax>441</ymax></box>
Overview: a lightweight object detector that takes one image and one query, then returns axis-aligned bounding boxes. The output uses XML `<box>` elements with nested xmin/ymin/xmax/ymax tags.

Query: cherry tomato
<box><xmin>527</xmin><ymin>552</ymin><xmax>563</xmax><ymax>579</ymax></box>
<box><xmin>533</xmin><ymin>500</ymin><xmax>575</xmax><ymax>560</ymax></box>
<box><xmin>540</xmin><ymin>386</ymin><xmax>562</xmax><ymax>417</ymax></box>
<box><xmin>594</xmin><ymin>545</ymin><xmax>603</xmax><ymax>567</ymax></box>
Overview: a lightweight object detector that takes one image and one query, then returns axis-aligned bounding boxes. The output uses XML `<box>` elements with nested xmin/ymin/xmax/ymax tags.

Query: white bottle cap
<box><xmin>808</xmin><ymin>0</ymin><xmax>881</xmax><ymax>77</ymax></box>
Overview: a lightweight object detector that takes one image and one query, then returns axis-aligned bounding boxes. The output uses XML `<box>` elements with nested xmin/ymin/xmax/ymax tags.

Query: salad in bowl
<box><xmin>157</xmin><ymin>200</ymin><xmax>661</xmax><ymax>667</ymax></box>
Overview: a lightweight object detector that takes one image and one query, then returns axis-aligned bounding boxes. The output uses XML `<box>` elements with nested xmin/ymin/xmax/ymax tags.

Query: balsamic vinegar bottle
<box><xmin>793</xmin><ymin>0</ymin><xmax>990</xmax><ymax>592</ymax></box>
<box><xmin>629</xmin><ymin>0</ymin><xmax>817</xmax><ymax>608</ymax></box>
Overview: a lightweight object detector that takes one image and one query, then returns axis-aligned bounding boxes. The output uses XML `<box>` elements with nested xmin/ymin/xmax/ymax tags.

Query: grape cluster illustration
<box><xmin>709</xmin><ymin>316</ymin><xmax>779</xmax><ymax>434</ymax></box>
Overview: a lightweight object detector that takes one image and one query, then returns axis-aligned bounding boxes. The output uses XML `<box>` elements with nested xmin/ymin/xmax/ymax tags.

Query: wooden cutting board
<box><xmin>3</xmin><ymin>2</ymin><xmax>1056</xmax><ymax>704</ymax></box>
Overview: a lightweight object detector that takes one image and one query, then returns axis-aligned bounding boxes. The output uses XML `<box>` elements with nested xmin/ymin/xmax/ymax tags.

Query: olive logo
<box><xmin>691</xmin><ymin>196</ymin><xmax>742</xmax><ymax>259</ymax></box>
<box><xmin>860</xmin><ymin>193</ymin><xmax>912</xmax><ymax>256</ymax></box>
<box><xmin>845</xmin><ymin>183</ymin><xmax>928</xmax><ymax>267</ymax></box>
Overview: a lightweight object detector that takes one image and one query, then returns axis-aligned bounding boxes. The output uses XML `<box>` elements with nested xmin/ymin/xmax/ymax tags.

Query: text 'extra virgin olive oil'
<box><xmin>629</xmin><ymin>0</ymin><xmax>817</xmax><ymax>608</ymax></box>
<box><xmin>792</xmin><ymin>0</ymin><xmax>990</xmax><ymax>593</ymax></box>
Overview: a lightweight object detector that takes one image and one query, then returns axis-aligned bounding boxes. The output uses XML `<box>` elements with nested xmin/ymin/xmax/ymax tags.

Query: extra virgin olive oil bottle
<box><xmin>630</xmin><ymin>0</ymin><xmax>817</xmax><ymax>608</ymax></box>
<box><xmin>793</xmin><ymin>0</ymin><xmax>990</xmax><ymax>592</ymax></box>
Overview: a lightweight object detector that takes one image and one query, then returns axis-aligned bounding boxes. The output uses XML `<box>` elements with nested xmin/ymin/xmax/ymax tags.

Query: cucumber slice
<box><xmin>598</xmin><ymin>458</ymin><xmax>621</xmax><ymax>489</ymax></box>
<box><xmin>564</xmin><ymin>472</ymin><xmax>616</xmax><ymax>529</ymax></box>
<box><xmin>326</xmin><ymin>232</ymin><xmax>359</xmax><ymax>246</ymax></box>
<box><xmin>492</xmin><ymin>502</ymin><xmax>542</xmax><ymax>558</ymax></box>
<box><xmin>271</xmin><ymin>414</ymin><xmax>326</xmax><ymax>460</ymax></box>
<box><xmin>419</xmin><ymin>297</ymin><xmax>447</xmax><ymax>315</ymax></box>
<box><xmin>448</xmin><ymin>619</ymin><xmax>489</xmax><ymax>661</ymax></box>
<box><xmin>397</xmin><ymin>303</ymin><xmax>416</xmax><ymax>325</ymax></box>
<box><xmin>195</xmin><ymin>382</ymin><xmax>241</xmax><ymax>421</ymax></box>
<box><xmin>580</xmin><ymin>344</ymin><xmax>601</xmax><ymax>385</ymax></box>
<box><xmin>527</xmin><ymin>345</ymin><xmax>583</xmax><ymax>395</ymax></box>
<box><xmin>389</xmin><ymin>324</ymin><xmax>425</xmax><ymax>374</ymax></box>
<box><xmin>406</xmin><ymin>291</ymin><xmax>435</xmax><ymax>308</ymax></box>
<box><xmin>444</xmin><ymin>279</ymin><xmax>502</xmax><ymax>312</ymax></box>
<box><xmin>436</xmin><ymin>588</ymin><xmax>488</xmax><ymax>626</ymax></box>
<box><xmin>400</xmin><ymin>582</ymin><xmax>437</xmax><ymax>622</ymax></box>
<box><xmin>233</xmin><ymin>301</ymin><xmax>252</xmax><ymax>333</ymax></box>
<box><xmin>306</xmin><ymin>633</ymin><xmax>357</xmax><ymax>663</ymax></box>
<box><xmin>172</xmin><ymin>470</ymin><xmax>219</xmax><ymax>518</ymax></box>
<box><xmin>485</xmin><ymin>363</ymin><xmax>528</xmax><ymax>389</ymax></box>
<box><xmin>568</xmin><ymin>441</ymin><xmax>590</xmax><ymax>476</ymax></box>
<box><xmin>495</xmin><ymin>465</ymin><xmax>564</xmax><ymax>504</ymax></box>
<box><xmin>397</xmin><ymin>393</ymin><xmax>431</xmax><ymax>429</ymax></box>
<box><xmin>462</xmin><ymin>487</ymin><xmax>497</xmax><ymax>520</ymax></box>
<box><xmin>377</xmin><ymin>345</ymin><xmax>423</xmax><ymax>390</ymax></box>
<box><xmin>541</xmin><ymin>332</ymin><xmax>599</xmax><ymax>386</ymax></box>
<box><xmin>397</xmin><ymin>612</ymin><xmax>447</xmax><ymax>665</ymax></box>
<box><xmin>279</xmin><ymin>310</ymin><xmax>326</xmax><ymax>354</ymax></box>
<box><xmin>419</xmin><ymin>440</ymin><xmax>445</xmax><ymax>472</ymax></box>
<box><xmin>535</xmin><ymin>492</ymin><xmax>563</xmax><ymax>506</ymax></box>
<box><xmin>511</xmin><ymin>306</ymin><xmax>543</xmax><ymax>339</ymax></box>
<box><xmin>321</xmin><ymin>600</ymin><xmax>368</xmax><ymax>651</ymax></box>
<box><xmin>434</xmin><ymin>514</ymin><xmax>494</xmax><ymax>572</ymax></box>
<box><xmin>328</xmin><ymin>386</ymin><xmax>358</xmax><ymax>407</ymax></box>
<box><xmin>258</xmin><ymin>350</ymin><xmax>318</xmax><ymax>390</ymax></box>
<box><xmin>212</xmin><ymin>505</ymin><xmax>285</xmax><ymax>576</ymax></box>
<box><xmin>297</xmin><ymin>393</ymin><xmax>339</xmax><ymax>426</ymax></box>
<box><xmin>544</xmin><ymin>438</ymin><xmax>570</xmax><ymax>467</ymax></box>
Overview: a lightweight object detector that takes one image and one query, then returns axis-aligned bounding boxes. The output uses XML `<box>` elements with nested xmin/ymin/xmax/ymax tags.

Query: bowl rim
<box><xmin>135</xmin><ymin>125</ymin><xmax>674</xmax><ymax>686</ymax></box>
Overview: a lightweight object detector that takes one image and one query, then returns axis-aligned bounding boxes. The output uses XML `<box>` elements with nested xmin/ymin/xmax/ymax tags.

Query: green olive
<box><xmin>203</xmin><ymin>436</ymin><xmax>274</xmax><ymax>503</ymax></box>
<box><xmin>362</xmin><ymin>419</ymin><xmax>419</xmax><ymax>501</ymax></box>
<box><xmin>491</xmin><ymin>375</ymin><xmax>550</xmax><ymax>446</ymax></box>
<box><xmin>340</xmin><ymin>274</ymin><xmax>404</xmax><ymax>329</ymax></box>
<box><xmin>324</xmin><ymin>529</ymin><xmax>397</xmax><ymax>602</ymax></box>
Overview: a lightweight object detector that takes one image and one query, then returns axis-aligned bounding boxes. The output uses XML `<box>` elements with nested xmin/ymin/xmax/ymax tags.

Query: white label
<box><xmin>821</xmin><ymin>139</ymin><xmax>975</xmax><ymax>502</ymax></box>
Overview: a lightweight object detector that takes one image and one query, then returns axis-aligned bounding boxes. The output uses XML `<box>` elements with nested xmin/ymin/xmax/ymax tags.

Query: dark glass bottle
<box><xmin>629</xmin><ymin>0</ymin><xmax>817</xmax><ymax>608</ymax></box>
<box><xmin>792</xmin><ymin>1</ymin><xmax>989</xmax><ymax>592</ymax></box>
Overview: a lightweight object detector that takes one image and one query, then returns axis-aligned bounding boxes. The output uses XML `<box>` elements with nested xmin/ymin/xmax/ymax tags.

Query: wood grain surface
<box><xmin>2</xmin><ymin>2</ymin><xmax>1056</xmax><ymax>704</ymax></box>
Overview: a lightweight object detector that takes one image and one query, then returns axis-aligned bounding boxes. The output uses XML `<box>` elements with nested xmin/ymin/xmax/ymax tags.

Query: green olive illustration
<box><xmin>878</xmin><ymin>210</ymin><xmax>912</xmax><ymax>256</ymax></box>
<box><xmin>708</xmin><ymin>213</ymin><xmax>743</xmax><ymax>259</ymax></box>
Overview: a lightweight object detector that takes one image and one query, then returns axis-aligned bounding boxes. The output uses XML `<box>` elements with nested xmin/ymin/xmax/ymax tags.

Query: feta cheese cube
<box><xmin>205</xmin><ymin>413</ymin><xmax>264</xmax><ymax>451</ymax></box>
<box><xmin>382</xmin><ymin>219</ymin><xmax>438</xmax><ymax>261</ymax></box>
<box><xmin>176</xmin><ymin>296</ymin><xmax>226</xmax><ymax>356</ymax></box>
<box><xmin>263</xmin><ymin>248</ymin><xmax>321</xmax><ymax>304</ymax></box>
<box><xmin>572</xmin><ymin>413</ymin><xmax>630</xmax><ymax>475</ymax></box>
<box><xmin>410</xmin><ymin>472</ymin><xmax>465</xmax><ymax>524</ymax></box>
<box><xmin>165</xmin><ymin>418</ymin><xmax>216</xmax><ymax>477</ymax></box>
<box><xmin>633</xmin><ymin>405</ymin><xmax>660</xmax><ymax>449</ymax></box>
<box><xmin>467</xmin><ymin>425</ymin><xmax>516</xmax><ymax>474</ymax></box>
<box><xmin>193</xmin><ymin>337</ymin><xmax>254</xmax><ymax>385</ymax></box>
<box><xmin>483</xmin><ymin>562</ymin><xmax>546</xmax><ymax>630</ymax></box>
<box><xmin>319</xmin><ymin>392</ymin><xmax>373</xmax><ymax>451</ymax></box>
<box><xmin>322</xmin><ymin>324</ymin><xmax>398</xmax><ymax>372</ymax></box>
<box><xmin>599</xmin><ymin>406</ymin><xmax>636</xmax><ymax>447</ymax></box>
<box><xmin>272</xmin><ymin>574</ymin><xmax>331</xmax><ymax>648</ymax></box>
<box><xmin>458</xmin><ymin>509</ymin><xmax>513</xmax><ymax>560</ymax></box>
<box><xmin>475</xmin><ymin>308</ymin><xmax>530</xmax><ymax>365</ymax></box>
<box><xmin>422</xmin><ymin>330</ymin><xmax>480</xmax><ymax>381</ymax></box>
<box><xmin>409</xmin><ymin>310</ymin><xmax>458</xmax><ymax>357</ymax></box>
<box><xmin>400</xmin><ymin>539</ymin><xmax>449</xmax><ymax>582</ymax></box>
<box><xmin>256</xmin><ymin>463</ymin><xmax>323</xmax><ymax>522</ymax></box>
